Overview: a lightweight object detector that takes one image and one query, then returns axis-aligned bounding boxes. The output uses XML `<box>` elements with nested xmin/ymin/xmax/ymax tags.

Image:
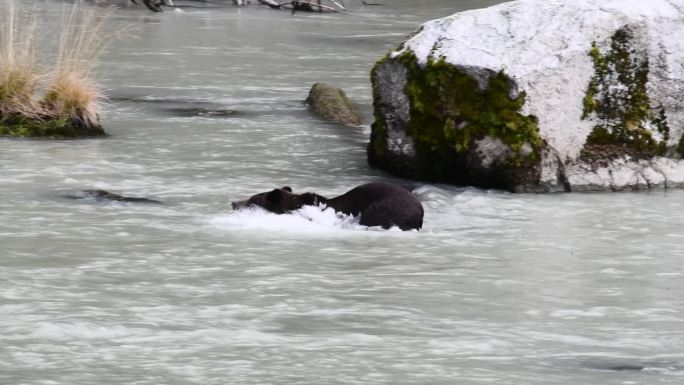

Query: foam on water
<box><xmin>207</xmin><ymin>204</ymin><xmax>403</xmax><ymax>234</ymax></box>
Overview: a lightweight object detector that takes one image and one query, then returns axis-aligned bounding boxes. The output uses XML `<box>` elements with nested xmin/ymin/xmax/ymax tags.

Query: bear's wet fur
<box><xmin>231</xmin><ymin>182</ymin><xmax>424</xmax><ymax>230</ymax></box>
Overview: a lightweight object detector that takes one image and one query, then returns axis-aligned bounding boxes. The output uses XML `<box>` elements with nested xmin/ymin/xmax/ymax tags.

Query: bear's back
<box><xmin>327</xmin><ymin>182</ymin><xmax>423</xmax><ymax>230</ymax></box>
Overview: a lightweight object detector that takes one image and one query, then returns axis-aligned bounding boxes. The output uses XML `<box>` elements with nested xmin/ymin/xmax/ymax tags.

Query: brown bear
<box><xmin>231</xmin><ymin>182</ymin><xmax>424</xmax><ymax>230</ymax></box>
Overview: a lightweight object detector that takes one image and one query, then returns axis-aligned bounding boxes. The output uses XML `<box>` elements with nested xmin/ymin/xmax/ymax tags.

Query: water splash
<box><xmin>207</xmin><ymin>204</ymin><xmax>369</xmax><ymax>233</ymax></box>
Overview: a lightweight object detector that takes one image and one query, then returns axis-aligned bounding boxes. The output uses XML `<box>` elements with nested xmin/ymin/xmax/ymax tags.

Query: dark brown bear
<box><xmin>231</xmin><ymin>182</ymin><xmax>424</xmax><ymax>230</ymax></box>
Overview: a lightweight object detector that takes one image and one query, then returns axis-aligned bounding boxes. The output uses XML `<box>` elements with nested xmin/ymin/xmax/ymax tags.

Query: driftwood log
<box><xmin>246</xmin><ymin>0</ymin><xmax>347</xmax><ymax>12</ymax></box>
<box><xmin>131</xmin><ymin>0</ymin><xmax>346</xmax><ymax>12</ymax></box>
<box><xmin>130</xmin><ymin>0</ymin><xmax>174</xmax><ymax>12</ymax></box>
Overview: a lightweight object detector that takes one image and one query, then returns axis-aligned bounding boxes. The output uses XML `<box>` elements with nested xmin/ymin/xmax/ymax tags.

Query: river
<box><xmin>2</xmin><ymin>0</ymin><xmax>684</xmax><ymax>384</ymax></box>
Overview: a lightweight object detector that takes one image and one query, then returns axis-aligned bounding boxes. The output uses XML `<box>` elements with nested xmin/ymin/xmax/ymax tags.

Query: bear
<box><xmin>231</xmin><ymin>182</ymin><xmax>424</xmax><ymax>230</ymax></box>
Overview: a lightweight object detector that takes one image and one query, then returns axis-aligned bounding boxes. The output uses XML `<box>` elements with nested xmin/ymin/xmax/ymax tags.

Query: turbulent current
<box><xmin>1</xmin><ymin>1</ymin><xmax>684</xmax><ymax>384</ymax></box>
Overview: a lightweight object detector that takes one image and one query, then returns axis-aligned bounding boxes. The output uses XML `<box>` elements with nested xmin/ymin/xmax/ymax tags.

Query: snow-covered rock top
<box><xmin>397</xmin><ymin>0</ymin><xmax>684</xmax><ymax>161</ymax></box>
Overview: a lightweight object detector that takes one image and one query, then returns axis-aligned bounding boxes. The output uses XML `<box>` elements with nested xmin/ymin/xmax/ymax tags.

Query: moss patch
<box><xmin>0</xmin><ymin>113</ymin><xmax>105</xmax><ymax>138</ymax></box>
<box><xmin>369</xmin><ymin>52</ymin><xmax>543</xmax><ymax>189</ymax></box>
<box><xmin>400</xmin><ymin>53</ymin><xmax>542</xmax><ymax>157</ymax></box>
<box><xmin>678</xmin><ymin>135</ymin><xmax>684</xmax><ymax>159</ymax></box>
<box><xmin>581</xmin><ymin>26</ymin><xmax>669</xmax><ymax>161</ymax></box>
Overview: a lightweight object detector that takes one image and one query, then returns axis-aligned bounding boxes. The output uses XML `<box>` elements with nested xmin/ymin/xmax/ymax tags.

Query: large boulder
<box><xmin>368</xmin><ymin>0</ymin><xmax>684</xmax><ymax>192</ymax></box>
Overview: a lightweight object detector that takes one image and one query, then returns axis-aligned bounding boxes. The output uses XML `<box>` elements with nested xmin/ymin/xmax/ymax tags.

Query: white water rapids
<box><xmin>1</xmin><ymin>1</ymin><xmax>684</xmax><ymax>384</ymax></box>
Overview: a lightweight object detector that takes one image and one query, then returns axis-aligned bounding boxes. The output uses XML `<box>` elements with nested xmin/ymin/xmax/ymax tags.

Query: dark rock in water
<box><xmin>604</xmin><ymin>364</ymin><xmax>646</xmax><ymax>372</ymax></box>
<box><xmin>66</xmin><ymin>190</ymin><xmax>162</xmax><ymax>204</ymax></box>
<box><xmin>579</xmin><ymin>358</ymin><xmax>682</xmax><ymax>373</ymax></box>
<box><xmin>163</xmin><ymin>107</ymin><xmax>239</xmax><ymax>118</ymax></box>
<box><xmin>307</xmin><ymin>82</ymin><xmax>362</xmax><ymax>126</ymax></box>
<box><xmin>585</xmin><ymin>363</ymin><xmax>645</xmax><ymax>372</ymax></box>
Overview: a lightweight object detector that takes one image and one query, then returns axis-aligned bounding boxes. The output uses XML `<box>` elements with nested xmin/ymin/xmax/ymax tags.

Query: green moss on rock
<box><xmin>369</xmin><ymin>51</ymin><xmax>544</xmax><ymax>190</ymax></box>
<box><xmin>0</xmin><ymin>113</ymin><xmax>105</xmax><ymax>138</ymax></box>
<box><xmin>400</xmin><ymin>53</ymin><xmax>542</xmax><ymax>157</ymax></box>
<box><xmin>678</xmin><ymin>135</ymin><xmax>684</xmax><ymax>159</ymax></box>
<box><xmin>581</xmin><ymin>26</ymin><xmax>670</xmax><ymax>160</ymax></box>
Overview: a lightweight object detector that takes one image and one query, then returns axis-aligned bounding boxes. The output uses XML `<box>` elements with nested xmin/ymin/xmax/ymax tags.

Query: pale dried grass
<box><xmin>44</xmin><ymin>71</ymin><xmax>102</xmax><ymax>127</ymax></box>
<box><xmin>0</xmin><ymin>1</ymin><xmax>43</xmax><ymax>118</ymax></box>
<box><xmin>44</xmin><ymin>4</ymin><xmax>110</xmax><ymax>126</ymax></box>
<box><xmin>0</xmin><ymin>1</ymin><xmax>110</xmax><ymax>126</ymax></box>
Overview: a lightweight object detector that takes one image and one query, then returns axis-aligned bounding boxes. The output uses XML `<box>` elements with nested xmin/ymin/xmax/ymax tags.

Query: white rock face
<box><xmin>383</xmin><ymin>0</ymin><xmax>684</xmax><ymax>191</ymax></box>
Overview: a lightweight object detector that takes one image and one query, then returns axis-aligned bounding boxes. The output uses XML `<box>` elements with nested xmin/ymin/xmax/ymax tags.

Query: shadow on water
<box><xmin>63</xmin><ymin>189</ymin><xmax>164</xmax><ymax>204</ymax></box>
<box><xmin>108</xmin><ymin>94</ymin><xmax>322</xmax><ymax>119</ymax></box>
<box><xmin>109</xmin><ymin>95</ymin><xmax>241</xmax><ymax>118</ymax></box>
<box><xmin>574</xmin><ymin>357</ymin><xmax>684</xmax><ymax>374</ymax></box>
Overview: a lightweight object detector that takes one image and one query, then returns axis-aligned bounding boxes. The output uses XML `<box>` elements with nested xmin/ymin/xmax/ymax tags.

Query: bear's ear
<box><xmin>266</xmin><ymin>188</ymin><xmax>284</xmax><ymax>203</ymax></box>
<box><xmin>281</xmin><ymin>186</ymin><xmax>292</xmax><ymax>192</ymax></box>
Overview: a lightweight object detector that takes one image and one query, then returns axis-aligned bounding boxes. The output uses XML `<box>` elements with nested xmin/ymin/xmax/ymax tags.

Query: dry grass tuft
<box><xmin>44</xmin><ymin>71</ymin><xmax>103</xmax><ymax>127</ymax></box>
<box><xmin>0</xmin><ymin>2</ymin><xmax>43</xmax><ymax>118</ymax></box>
<box><xmin>0</xmin><ymin>1</ymin><xmax>111</xmax><ymax>130</ymax></box>
<box><xmin>43</xmin><ymin>4</ymin><xmax>110</xmax><ymax>127</ymax></box>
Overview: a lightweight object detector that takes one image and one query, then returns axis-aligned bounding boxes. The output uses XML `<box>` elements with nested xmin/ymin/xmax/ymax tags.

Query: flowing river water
<box><xmin>2</xmin><ymin>1</ymin><xmax>684</xmax><ymax>384</ymax></box>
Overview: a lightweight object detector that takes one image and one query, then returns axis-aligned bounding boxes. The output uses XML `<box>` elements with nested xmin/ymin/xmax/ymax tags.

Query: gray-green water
<box><xmin>2</xmin><ymin>1</ymin><xmax>684</xmax><ymax>384</ymax></box>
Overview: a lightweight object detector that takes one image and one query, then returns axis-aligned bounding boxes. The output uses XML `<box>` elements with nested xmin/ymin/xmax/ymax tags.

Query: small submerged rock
<box><xmin>162</xmin><ymin>107</ymin><xmax>238</xmax><ymax>118</ymax></box>
<box><xmin>110</xmin><ymin>96</ymin><xmax>239</xmax><ymax>119</ymax></box>
<box><xmin>307</xmin><ymin>82</ymin><xmax>362</xmax><ymax>126</ymax></box>
<box><xmin>65</xmin><ymin>190</ymin><xmax>162</xmax><ymax>204</ymax></box>
<box><xmin>580</xmin><ymin>358</ymin><xmax>683</xmax><ymax>373</ymax></box>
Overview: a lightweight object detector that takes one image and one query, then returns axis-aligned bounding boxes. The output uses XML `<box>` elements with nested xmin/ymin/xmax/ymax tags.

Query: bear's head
<box><xmin>231</xmin><ymin>187</ymin><xmax>325</xmax><ymax>214</ymax></box>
